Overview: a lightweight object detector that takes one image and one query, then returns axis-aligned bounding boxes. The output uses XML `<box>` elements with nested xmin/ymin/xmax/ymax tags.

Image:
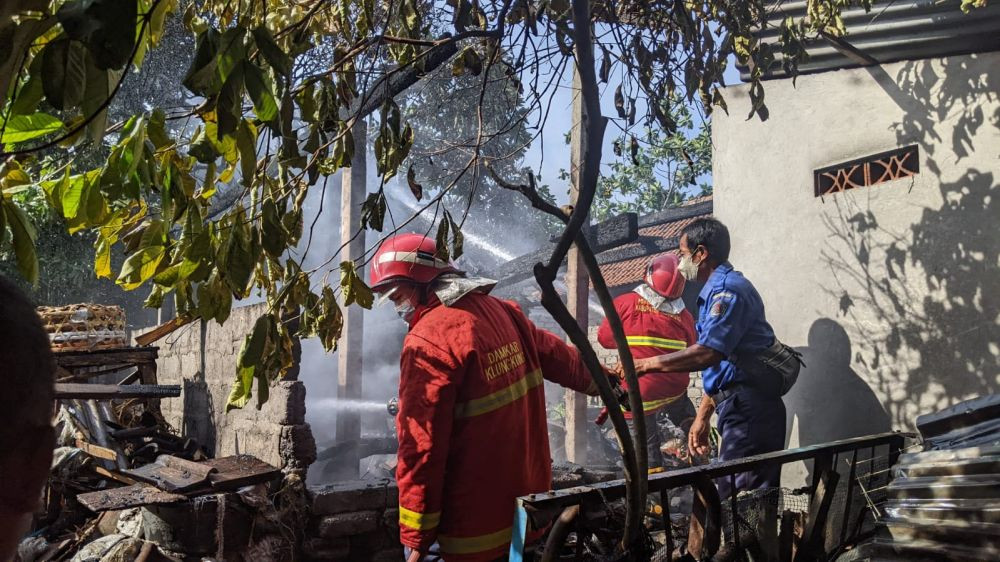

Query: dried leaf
<box><xmin>340</xmin><ymin>260</ymin><xmax>374</xmax><ymax>309</ymax></box>
<box><xmin>406</xmin><ymin>165</ymin><xmax>423</xmax><ymax>201</ymax></box>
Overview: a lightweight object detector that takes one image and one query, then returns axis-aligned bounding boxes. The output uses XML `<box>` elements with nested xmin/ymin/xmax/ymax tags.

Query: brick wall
<box><xmin>137</xmin><ymin>303</ymin><xmax>316</xmax><ymax>474</ymax></box>
<box><xmin>306</xmin><ymin>480</ymin><xmax>402</xmax><ymax>561</ymax></box>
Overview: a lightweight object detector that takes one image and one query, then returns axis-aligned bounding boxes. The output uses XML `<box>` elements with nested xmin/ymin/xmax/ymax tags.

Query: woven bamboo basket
<box><xmin>37</xmin><ymin>304</ymin><xmax>127</xmax><ymax>351</ymax></box>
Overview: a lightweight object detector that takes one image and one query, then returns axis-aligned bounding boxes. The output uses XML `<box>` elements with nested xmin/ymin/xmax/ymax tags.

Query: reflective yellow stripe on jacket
<box><xmin>439</xmin><ymin>526</ymin><xmax>513</xmax><ymax>555</ymax></box>
<box><xmin>625</xmin><ymin>335</ymin><xmax>687</xmax><ymax>351</ymax></box>
<box><xmin>399</xmin><ymin>507</ymin><xmax>441</xmax><ymax>531</ymax></box>
<box><xmin>454</xmin><ymin>369</ymin><xmax>543</xmax><ymax>419</ymax></box>
<box><xmin>621</xmin><ymin>391</ymin><xmax>685</xmax><ymax>413</ymax></box>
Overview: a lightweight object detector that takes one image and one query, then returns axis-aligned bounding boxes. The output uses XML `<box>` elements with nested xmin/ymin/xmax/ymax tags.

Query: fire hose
<box><xmin>385</xmin><ymin>374</ymin><xmax>628</xmax><ymax>421</ymax></box>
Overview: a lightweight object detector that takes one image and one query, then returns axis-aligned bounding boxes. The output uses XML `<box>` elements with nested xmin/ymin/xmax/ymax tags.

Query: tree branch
<box><xmin>488</xmin><ymin>162</ymin><xmax>646</xmax><ymax>556</ymax></box>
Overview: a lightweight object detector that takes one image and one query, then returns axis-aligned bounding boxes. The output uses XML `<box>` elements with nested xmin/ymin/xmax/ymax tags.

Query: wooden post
<box><xmin>334</xmin><ymin>118</ymin><xmax>367</xmax><ymax>479</ymax></box>
<box><xmin>565</xmin><ymin>67</ymin><xmax>589</xmax><ymax>465</ymax></box>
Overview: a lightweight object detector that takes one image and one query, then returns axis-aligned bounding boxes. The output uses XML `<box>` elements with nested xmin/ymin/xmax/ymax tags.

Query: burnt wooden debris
<box><xmin>78</xmin><ymin>455</ymin><xmax>280</xmax><ymax>512</ymax></box>
<box><xmin>54</xmin><ymin>383</ymin><xmax>182</xmax><ymax>399</ymax></box>
<box><xmin>125</xmin><ymin>455</ymin><xmax>217</xmax><ymax>492</ymax></box>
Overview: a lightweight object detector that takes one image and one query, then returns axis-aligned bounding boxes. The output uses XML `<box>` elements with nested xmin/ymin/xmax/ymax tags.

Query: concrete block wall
<box><xmin>137</xmin><ymin>303</ymin><xmax>316</xmax><ymax>473</ymax></box>
<box><xmin>306</xmin><ymin>480</ymin><xmax>402</xmax><ymax>562</ymax></box>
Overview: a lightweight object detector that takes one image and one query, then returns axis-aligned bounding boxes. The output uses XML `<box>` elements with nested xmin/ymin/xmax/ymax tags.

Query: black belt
<box><xmin>708</xmin><ymin>382</ymin><xmax>752</xmax><ymax>407</ymax></box>
<box><xmin>709</xmin><ymin>383</ymin><xmax>746</xmax><ymax>405</ymax></box>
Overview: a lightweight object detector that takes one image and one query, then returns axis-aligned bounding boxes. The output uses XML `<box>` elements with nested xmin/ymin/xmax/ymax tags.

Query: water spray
<box><xmin>396</xmin><ymin>196</ymin><xmax>608</xmax><ymax>318</ymax></box>
<box><xmin>396</xmin><ymin>196</ymin><xmax>518</xmax><ymax>262</ymax></box>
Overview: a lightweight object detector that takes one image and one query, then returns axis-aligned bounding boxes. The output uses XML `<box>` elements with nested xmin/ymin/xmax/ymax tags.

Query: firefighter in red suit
<box><xmin>370</xmin><ymin>234</ymin><xmax>602</xmax><ymax>562</ymax></box>
<box><xmin>597</xmin><ymin>254</ymin><xmax>698</xmax><ymax>469</ymax></box>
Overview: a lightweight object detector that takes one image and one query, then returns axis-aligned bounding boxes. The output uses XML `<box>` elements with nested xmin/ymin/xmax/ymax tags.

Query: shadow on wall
<box><xmin>786</xmin><ymin>318</ymin><xmax>891</xmax><ymax>448</ymax></box>
<box><xmin>819</xmin><ymin>55</ymin><xmax>1000</xmax><ymax>428</ymax></box>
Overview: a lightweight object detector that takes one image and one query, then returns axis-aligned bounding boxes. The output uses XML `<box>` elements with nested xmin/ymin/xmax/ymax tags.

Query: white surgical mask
<box><xmin>394</xmin><ymin>300</ymin><xmax>416</xmax><ymax>324</ymax></box>
<box><xmin>678</xmin><ymin>254</ymin><xmax>701</xmax><ymax>281</ymax></box>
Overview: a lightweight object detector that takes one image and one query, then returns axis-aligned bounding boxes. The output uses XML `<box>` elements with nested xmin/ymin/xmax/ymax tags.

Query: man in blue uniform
<box><xmin>625</xmin><ymin>218</ymin><xmax>788</xmax><ymax>496</ymax></box>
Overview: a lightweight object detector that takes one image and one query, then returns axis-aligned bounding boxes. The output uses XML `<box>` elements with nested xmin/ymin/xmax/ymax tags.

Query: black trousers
<box><xmin>626</xmin><ymin>396</ymin><xmax>698</xmax><ymax>469</ymax></box>
<box><xmin>714</xmin><ymin>387</ymin><xmax>786</xmax><ymax>498</ymax></box>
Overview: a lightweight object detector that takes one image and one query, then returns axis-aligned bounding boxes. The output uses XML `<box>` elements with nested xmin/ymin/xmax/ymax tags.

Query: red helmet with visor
<box><xmin>645</xmin><ymin>253</ymin><xmax>686</xmax><ymax>299</ymax></box>
<box><xmin>369</xmin><ymin>233</ymin><xmax>460</xmax><ymax>292</ymax></box>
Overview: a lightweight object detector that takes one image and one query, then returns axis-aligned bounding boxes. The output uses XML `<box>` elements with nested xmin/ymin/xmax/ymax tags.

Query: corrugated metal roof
<box><xmin>738</xmin><ymin>0</ymin><xmax>1000</xmax><ymax>81</ymax></box>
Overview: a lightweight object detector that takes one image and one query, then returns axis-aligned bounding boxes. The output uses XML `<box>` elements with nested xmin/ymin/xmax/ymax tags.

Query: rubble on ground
<box><xmin>22</xmin><ymin>306</ymin><xmax>307</xmax><ymax>562</ymax></box>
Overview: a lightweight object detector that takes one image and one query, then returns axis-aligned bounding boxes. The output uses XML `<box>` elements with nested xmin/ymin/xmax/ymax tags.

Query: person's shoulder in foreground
<box><xmin>0</xmin><ymin>275</ymin><xmax>56</xmax><ymax>560</ymax></box>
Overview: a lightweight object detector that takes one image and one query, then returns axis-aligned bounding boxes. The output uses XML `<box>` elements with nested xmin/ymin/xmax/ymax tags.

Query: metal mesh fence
<box><xmin>644</xmin><ymin>444</ymin><xmax>896</xmax><ymax>561</ymax></box>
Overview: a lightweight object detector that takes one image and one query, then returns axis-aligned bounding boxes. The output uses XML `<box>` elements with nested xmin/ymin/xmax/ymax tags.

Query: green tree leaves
<box><xmin>226</xmin><ymin>310</ymin><xmax>297</xmax><ymax>411</ymax></box>
<box><xmin>1</xmin><ymin>113</ymin><xmax>63</xmax><ymax>145</ymax></box>
<box><xmin>594</xmin><ymin>97</ymin><xmax>712</xmax><ymax>221</ymax></box>
<box><xmin>243</xmin><ymin>61</ymin><xmax>278</xmax><ymax>122</ymax></box>
<box><xmin>1</xmin><ymin>196</ymin><xmax>39</xmax><ymax>284</ymax></box>
<box><xmin>251</xmin><ymin>26</ymin><xmax>291</xmax><ymax>78</ymax></box>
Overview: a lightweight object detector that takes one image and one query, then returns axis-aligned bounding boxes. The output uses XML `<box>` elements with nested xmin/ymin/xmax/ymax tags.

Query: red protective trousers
<box><xmin>597</xmin><ymin>292</ymin><xmax>697</xmax><ymax>417</ymax></box>
<box><xmin>396</xmin><ymin>293</ymin><xmax>596</xmax><ymax>561</ymax></box>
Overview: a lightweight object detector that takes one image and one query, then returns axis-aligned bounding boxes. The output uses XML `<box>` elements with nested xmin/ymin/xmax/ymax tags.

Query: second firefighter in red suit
<box><xmin>370</xmin><ymin>234</ymin><xmax>605</xmax><ymax>562</ymax></box>
<box><xmin>597</xmin><ymin>253</ymin><xmax>698</xmax><ymax>469</ymax></box>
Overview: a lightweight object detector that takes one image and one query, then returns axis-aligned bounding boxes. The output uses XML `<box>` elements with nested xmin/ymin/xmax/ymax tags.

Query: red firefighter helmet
<box><xmin>645</xmin><ymin>253</ymin><xmax>686</xmax><ymax>299</ymax></box>
<box><xmin>369</xmin><ymin>233</ymin><xmax>461</xmax><ymax>292</ymax></box>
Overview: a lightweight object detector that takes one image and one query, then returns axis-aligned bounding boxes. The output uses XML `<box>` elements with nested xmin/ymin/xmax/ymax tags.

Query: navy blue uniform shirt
<box><xmin>696</xmin><ymin>262</ymin><xmax>775</xmax><ymax>394</ymax></box>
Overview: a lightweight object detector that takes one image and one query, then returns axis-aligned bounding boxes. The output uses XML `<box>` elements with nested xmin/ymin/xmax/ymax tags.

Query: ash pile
<box><xmin>18</xmin><ymin>305</ymin><xmax>304</xmax><ymax>562</ymax></box>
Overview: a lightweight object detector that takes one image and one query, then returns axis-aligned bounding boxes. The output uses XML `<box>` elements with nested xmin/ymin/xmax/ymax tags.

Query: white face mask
<box><xmin>678</xmin><ymin>254</ymin><xmax>701</xmax><ymax>281</ymax></box>
<box><xmin>394</xmin><ymin>300</ymin><xmax>416</xmax><ymax>324</ymax></box>
<box><xmin>380</xmin><ymin>285</ymin><xmax>418</xmax><ymax>324</ymax></box>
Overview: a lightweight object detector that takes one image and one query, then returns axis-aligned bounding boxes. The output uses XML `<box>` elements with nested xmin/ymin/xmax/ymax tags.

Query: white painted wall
<box><xmin>712</xmin><ymin>50</ymin><xmax>1000</xmax><ymax>483</ymax></box>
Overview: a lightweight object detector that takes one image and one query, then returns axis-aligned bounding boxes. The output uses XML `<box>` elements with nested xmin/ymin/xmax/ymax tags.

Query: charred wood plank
<box><xmin>125</xmin><ymin>455</ymin><xmax>217</xmax><ymax>493</ymax></box>
<box><xmin>54</xmin><ymin>384</ymin><xmax>180</xmax><ymax>399</ymax></box>
<box><xmin>92</xmin><ymin>466</ymin><xmax>139</xmax><ymax>486</ymax></box>
<box><xmin>77</xmin><ymin>483</ymin><xmax>186</xmax><ymax>512</ymax></box>
<box><xmin>779</xmin><ymin>510</ymin><xmax>797</xmax><ymax>561</ymax></box>
<box><xmin>688</xmin><ymin>474</ymin><xmax>722</xmax><ymax>559</ymax></box>
<box><xmin>796</xmin><ymin>468</ymin><xmax>841</xmax><ymax>561</ymax></box>
<box><xmin>75</xmin><ymin>439</ymin><xmax>119</xmax><ymax>462</ymax></box>
<box><xmin>53</xmin><ymin>347</ymin><xmax>159</xmax><ymax>368</ymax></box>
<box><xmin>205</xmin><ymin>455</ymin><xmax>281</xmax><ymax>491</ymax></box>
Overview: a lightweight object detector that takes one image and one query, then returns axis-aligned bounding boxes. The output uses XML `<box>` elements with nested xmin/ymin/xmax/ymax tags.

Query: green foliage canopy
<box><xmin>0</xmin><ymin>0</ymin><xmax>982</xmax><ymax>408</ymax></box>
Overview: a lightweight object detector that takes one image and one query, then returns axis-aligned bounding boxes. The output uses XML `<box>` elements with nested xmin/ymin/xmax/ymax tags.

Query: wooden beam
<box><xmin>779</xmin><ymin>510</ymin><xmax>797</xmax><ymax>561</ymax></box>
<box><xmin>334</xmin><ymin>118</ymin><xmax>367</xmax><ymax>479</ymax></box>
<box><xmin>134</xmin><ymin>316</ymin><xmax>193</xmax><ymax>347</ymax></box>
<box><xmin>92</xmin><ymin>466</ymin><xmax>139</xmax><ymax>486</ymax></box>
<box><xmin>53</xmin><ymin>347</ymin><xmax>159</xmax><ymax>368</ymax></box>
<box><xmin>564</xmin><ymin>67</ymin><xmax>589</xmax><ymax>465</ymax></box>
<box><xmin>76</xmin><ymin>439</ymin><xmax>119</xmax><ymax>462</ymax></box>
<box><xmin>54</xmin><ymin>384</ymin><xmax>181</xmax><ymax>399</ymax></box>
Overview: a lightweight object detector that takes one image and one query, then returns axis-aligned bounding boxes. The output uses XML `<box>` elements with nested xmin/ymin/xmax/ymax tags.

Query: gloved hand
<box><xmin>606</xmin><ymin>369</ymin><xmax>630</xmax><ymax>412</ymax></box>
